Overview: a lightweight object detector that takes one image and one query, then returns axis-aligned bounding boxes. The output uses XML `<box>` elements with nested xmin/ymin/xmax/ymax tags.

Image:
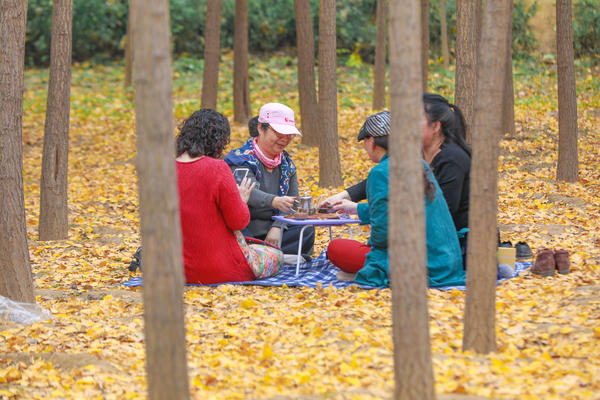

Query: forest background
<box><xmin>2</xmin><ymin>0</ymin><xmax>600</xmax><ymax>399</ymax></box>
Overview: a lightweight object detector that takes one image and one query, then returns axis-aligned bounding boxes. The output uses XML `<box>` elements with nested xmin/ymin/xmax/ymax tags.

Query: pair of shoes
<box><xmin>499</xmin><ymin>240</ymin><xmax>533</xmax><ymax>260</ymax></box>
<box><xmin>531</xmin><ymin>248</ymin><xmax>571</xmax><ymax>276</ymax></box>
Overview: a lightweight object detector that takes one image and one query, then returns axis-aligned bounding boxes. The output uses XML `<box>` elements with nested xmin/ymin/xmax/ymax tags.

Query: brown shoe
<box><xmin>554</xmin><ymin>249</ymin><xmax>571</xmax><ymax>274</ymax></box>
<box><xmin>531</xmin><ymin>248</ymin><xmax>555</xmax><ymax>276</ymax></box>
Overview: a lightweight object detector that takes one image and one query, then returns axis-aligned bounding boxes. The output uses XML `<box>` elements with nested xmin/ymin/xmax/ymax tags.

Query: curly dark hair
<box><xmin>176</xmin><ymin>109</ymin><xmax>230</xmax><ymax>158</ymax></box>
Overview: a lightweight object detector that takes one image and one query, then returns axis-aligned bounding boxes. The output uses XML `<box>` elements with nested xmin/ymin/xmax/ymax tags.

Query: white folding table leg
<box><xmin>346</xmin><ymin>225</ymin><xmax>354</xmax><ymax>239</ymax></box>
<box><xmin>295</xmin><ymin>225</ymin><xmax>312</xmax><ymax>276</ymax></box>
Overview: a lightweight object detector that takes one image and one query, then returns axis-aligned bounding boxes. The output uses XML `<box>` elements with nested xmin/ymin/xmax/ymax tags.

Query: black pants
<box><xmin>242</xmin><ymin>225</ymin><xmax>315</xmax><ymax>257</ymax></box>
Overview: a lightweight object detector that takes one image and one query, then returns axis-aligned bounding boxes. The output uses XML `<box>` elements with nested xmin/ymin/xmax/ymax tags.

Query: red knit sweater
<box><xmin>176</xmin><ymin>157</ymin><xmax>254</xmax><ymax>283</ymax></box>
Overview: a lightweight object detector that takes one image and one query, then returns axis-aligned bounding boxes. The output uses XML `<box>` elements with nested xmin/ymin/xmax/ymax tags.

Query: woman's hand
<box><xmin>265</xmin><ymin>226</ymin><xmax>281</xmax><ymax>247</ymax></box>
<box><xmin>320</xmin><ymin>190</ymin><xmax>351</xmax><ymax>208</ymax></box>
<box><xmin>330</xmin><ymin>199</ymin><xmax>358</xmax><ymax>215</ymax></box>
<box><xmin>237</xmin><ymin>177</ymin><xmax>256</xmax><ymax>203</ymax></box>
<box><xmin>272</xmin><ymin>196</ymin><xmax>296</xmax><ymax>212</ymax></box>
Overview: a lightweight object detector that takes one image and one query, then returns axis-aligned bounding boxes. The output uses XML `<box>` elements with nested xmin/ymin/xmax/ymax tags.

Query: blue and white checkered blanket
<box><xmin>121</xmin><ymin>251</ymin><xmax>532</xmax><ymax>290</ymax></box>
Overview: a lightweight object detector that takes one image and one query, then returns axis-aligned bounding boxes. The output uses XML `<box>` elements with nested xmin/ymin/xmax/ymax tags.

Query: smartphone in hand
<box><xmin>233</xmin><ymin>168</ymin><xmax>249</xmax><ymax>184</ymax></box>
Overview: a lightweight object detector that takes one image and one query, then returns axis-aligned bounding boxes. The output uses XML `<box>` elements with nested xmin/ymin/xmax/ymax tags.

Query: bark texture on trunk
<box><xmin>389</xmin><ymin>2</ymin><xmax>435</xmax><ymax>398</ymax></box>
<box><xmin>233</xmin><ymin>0</ymin><xmax>251</xmax><ymax>123</ymax></box>
<box><xmin>201</xmin><ymin>0</ymin><xmax>222</xmax><ymax>110</ymax></box>
<box><xmin>440</xmin><ymin>0</ymin><xmax>449</xmax><ymax>68</ymax></box>
<box><xmin>502</xmin><ymin>0</ymin><xmax>515</xmax><ymax>137</ymax></box>
<box><xmin>317</xmin><ymin>0</ymin><xmax>343</xmax><ymax>187</ymax></box>
<box><xmin>455</xmin><ymin>0</ymin><xmax>482</xmax><ymax>143</ymax></box>
<box><xmin>421</xmin><ymin>0</ymin><xmax>429</xmax><ymax>91</ymax></box>
<box><xmin>124</xmin><ymin>0</ymin><xmax>133</xmax><ymax>88</ymax></box>
<box><xmin>132</xmin><ymin>0</ymin><xmax>190</xmax><ymax>398</ymax></box>
<box><xmin>556</xmin><ymin>0</ymin><xmax>578</xmax><ymax>182</ymax></box>
<box><xmin>373</xmin><ymin>0</ymin><xmax>388</xmax><ymax>110</ymax></box>
<box><xmin>0</xmin><ymin>0</ymin><xmax>35</xmax><ymax>303</ymax></box>
<box><xmin>294</xmin><ymin>0</ymin><xmax>319</xmax><ymax>145</ymax></box>
<box><xmin>39</xmin><ymin>0</ymin><xmax>73</xmax><ymax>241</ymax></box>
<box><xmin>463</xmin><ymin>0</ymin><xmax>511</xmax><ymax>355</ymax></box>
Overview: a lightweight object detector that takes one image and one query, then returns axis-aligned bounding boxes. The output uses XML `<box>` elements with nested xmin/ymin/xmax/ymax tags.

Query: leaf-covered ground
<box><xmin>1</xmin><ymin>54</ymin><xmax>599</xmax><ymax>399</ymax></box>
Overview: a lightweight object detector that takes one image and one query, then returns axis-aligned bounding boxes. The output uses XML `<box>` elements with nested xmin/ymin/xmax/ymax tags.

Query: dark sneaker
<box><xmin>554</xmin><ymin>249</ymin><xmax>571</xmax><ymax>274</ymax></box>
<box><xmin>128</xmin><ymin>247</ymin><xmax>142</xmax><ymax>272</ymax></box>
<box><xmin>499</xmin><ymin>240</ymin><xmax>513</xmax><ymax>248</ymax></box>
<box><xmin>515</xmin><ymin>241</ymin><xmax>533</xmax><ymax>259</ymax></box>
<box><xmin>531</xmin><ymin>248</ymin><xmax>555</xmax><ymax>276</ymax></box>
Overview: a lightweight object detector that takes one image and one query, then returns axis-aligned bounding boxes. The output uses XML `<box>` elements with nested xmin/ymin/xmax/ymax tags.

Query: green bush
<box><xmin>573</xmin><ymin>0</ymin><xmax>600</xmax><ymax>59</ymax></box>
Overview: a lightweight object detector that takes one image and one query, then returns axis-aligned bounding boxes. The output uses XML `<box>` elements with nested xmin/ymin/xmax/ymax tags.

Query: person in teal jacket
<box><xmin>326</xmin><ymin>110</ymin><xmax>466</xmax><ymax>288</ymax></box>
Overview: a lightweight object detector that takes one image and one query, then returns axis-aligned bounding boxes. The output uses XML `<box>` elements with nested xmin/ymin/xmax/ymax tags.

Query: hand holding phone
<box><xmin>233</xmin><ymin>168</ymin><xmax>250</xmax><ymax>184</ymax></box>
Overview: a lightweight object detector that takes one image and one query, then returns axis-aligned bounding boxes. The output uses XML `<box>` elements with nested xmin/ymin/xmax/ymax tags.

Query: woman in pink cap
<box><xmin>224</xmin><ymin>103</ymin><xmax>315</xmax><ymax>259</ymax></box>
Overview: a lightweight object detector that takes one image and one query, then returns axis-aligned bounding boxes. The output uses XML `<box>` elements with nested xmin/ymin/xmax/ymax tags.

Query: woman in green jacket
<box><xmin>326</xmin><ymin>111</ymin><xmax>465</xmax><ymax>288</ymax></box>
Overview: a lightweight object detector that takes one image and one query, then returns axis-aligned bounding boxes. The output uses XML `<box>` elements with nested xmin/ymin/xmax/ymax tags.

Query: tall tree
<box><xmin>124</xmin><ymin>0</ymin><xmax>134</xmax><ymax>88</ymax></box>
<box><xmin>39</xmin><ymin>0</ymin><xmax>73</xmax><ymax>241</ymax></box>
<box><xmin>294</xmin><ymin>0</ymin><xmax>319</xmax><ymax>145</ymax></box>
<box><xmin>421</xmin><ymin>0</ymin><xmax>429</xmax><ymax>91</ymax></box>
<box><xmin>463</xmin><ymin>0</ymin><xmax>511</xmax><ymax>354</ymax></box>
<box><xmin>318</xmin><ymin>0</ymin><xmax>343</xmax><ymax>187</ymax></box>
<box><xmin>440</xmin><ymin>0</ymin><xmax>449</xmax><ymax>69</ymax></box>
<box><xmin>373</xmin><ymin>0</ymin><xmax>388</xmax><ymax>110</ymax></box>
<box><xmin>0</xmin><ymin>0</ymin><xmax>35</xmax><ymax>303</ymax></box>
<box><xmin>201</xmin><ymin>0</ymin><xmax>222</xmax><ymax>109</ymax></box>
<box><xmin>389</xmin><ymin>0</ymin><xmax>435</xmax><ymax>398</ymax></box>
<box><xmin>455</xmin><ymin>0</ymin><xmax>482</xmax><ymax>142</ymax></box>
<box><xmin>501</xmin><ymin>0</ymin><xmax>515</xmax><ymax>137</ymax></box>
<box><xmin>233</xmin><ymin>0</ymin><xmax>251</xmax><ymax>123</ymax></box>
<box><xmin>555</xmin><ymin>0</ymin><xmax>578</xmax><ymax>182</ymax></box>
<box><xmin>132</xmin><ymin>0</ymin><xmax>189</xmax><ymax>398</ymax></box>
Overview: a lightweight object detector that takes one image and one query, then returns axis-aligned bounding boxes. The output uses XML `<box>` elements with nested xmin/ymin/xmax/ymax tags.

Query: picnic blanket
<box><xmin>121</xmin><ymin>251</ymin><xmax>533</xmax><ymax>290</ymax></box>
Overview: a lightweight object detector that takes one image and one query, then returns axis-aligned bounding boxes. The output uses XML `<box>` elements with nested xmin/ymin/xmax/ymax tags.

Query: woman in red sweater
<box><xmin>176</xmin><ymin>109</ymin><xmax>282</xmax><ymax>283</ymax></box>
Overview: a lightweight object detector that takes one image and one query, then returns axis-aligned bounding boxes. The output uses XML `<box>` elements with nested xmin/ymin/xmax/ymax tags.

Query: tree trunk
<box><xmin>233</xmin><ymin>0</ymin><xmax>251</xmax><ymax>123</ymax></box>
<box><xmin>0</xmin><ymin>0</ymin><xmax>35</xmax><ymax>303</ymax></box>
<box><xmin>39</xmin><ymin>0</ymin><xmax>73</xmax><ymax>241</ymax></box>
<box><xmin>132</xmin><ymin>0</ymin><xmax>189</xmax><ymax>398</ymax></box>
<box><xmin>463</xmin><ymin>0</ymin><xmax>511</xmax><ymax>355</ymax></box>
<box><xmin>440</xmin><ymin>0</ymin><xmax>449</xmax><ymax>68</ymax></box>
<box><xmin>201</xmin><ymin>0</ymin><xmax>222</xmax><ymax>109</ymax></box>
<box><xmin>294</xmin><ymin>0</ymin><xmax>319</xmax><ymax>146</ymax></box>
<box><xmin>318</xmin><ymin>0</ymin><xmax>343</xmax><ymax>187</ymax></box>
<box><xmin>389</xmin><ymin>2</ymin><xmax>436</xmax><ymax>398</ymax></box>
<box><xmin>373</xmin><ymin>0</ymin><xmax>388</xmax><ymax>110</ymax></box>
<box><xmin>124</xmin><ymin>0</ymin><xmax>134</xmax><ymax>88</ymax></box>
<box><xmin>455</xmin><ymin>0</ymin><xmax>482</xmax><ymax>143</ymax></box>
<box><xmin>556</xmin><ymin>0</ymin><xmax>578</xmax><ymax>182</ymax></box>
<box><xmin>502</xmin><ymin>0</ymin><xmax>515</xmax><ymax>137</ymax></box>
<box><xmin>421</xmin><ymin>0</ymin><xmax>429</xmax><ymax>91</ymax></box>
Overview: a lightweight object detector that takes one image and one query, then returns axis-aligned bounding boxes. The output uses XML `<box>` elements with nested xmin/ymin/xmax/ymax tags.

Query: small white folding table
<box><xmin>272</xmin><ymin>215</ymin><xmax>361</xmax><ymax>275</ymax></box>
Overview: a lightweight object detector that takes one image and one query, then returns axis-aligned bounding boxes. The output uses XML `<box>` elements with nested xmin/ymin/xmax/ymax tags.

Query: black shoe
<box><xmin>515</xmin><ymin>241</ymin><xmax>533</xmax><ymax>259</ymax></box>
<box><xmin>499</xmin><ymin>240</ymin><xmax>513</xmax><ymax>248</ymax></box>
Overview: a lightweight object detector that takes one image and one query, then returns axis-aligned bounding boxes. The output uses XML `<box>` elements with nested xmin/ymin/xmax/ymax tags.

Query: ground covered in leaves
<box><xmin>1</xmin><ymin>54</ymin><xmax>600</xmax><ymax>399</ymax></box>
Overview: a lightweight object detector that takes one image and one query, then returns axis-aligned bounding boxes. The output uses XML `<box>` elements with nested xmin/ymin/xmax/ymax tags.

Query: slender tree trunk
<box><xmin>389</xmin><ymin>1</ymin><xmax>435</xmax><ymax>398</ymax></box>
<box><xmin>0</xmin><ymin>0</ymin><xmax>35</xmax><ymax>303</ymax></box>
<box><xmin>463</xmin><ymin>0</ymin><xmax>511</xmax><ymax>355</ymax></box>
<box><xmin>318</xmin><ymin>0</ymin><xmax>343</xmax><ymax>187</ymax></box>
<box><xmin>556</xmin><ymin>0</ymin><xmax>578</xmax><ymax>182</ymax></box>
<box><xmin>440</xmin><ymin>0</ymin><xmax>449</xmax><ymax>68</ymax></box>
<box><xmin>455</xmin><ymin>0</ymin><xmax>482</xmax><ymax>142</ymax></box>
<box><xmin>373</xmin><ymin>0</ymin><xmax>388</xmax><ymax>110</ymax></box>
<box><xmin>39</xmin><ymin>0</ymin><xmax>73</xmax><ymax>241</ymax></box>
<box><xmin>421</xmin><ymin>0</ymin><xmax>429</xmax><ymax>91</ymax></box>
<box><xmin>201</xmin><ymin>0</ymin><xmax>222</xmax><ymax>109</ymax></box>
<box><xmin>294</xmin><ymin>0</ymin><xmax>319</xmax><ymax>145</ymax></box>
<box><xmin>132</xmin><ymin>0</ymin><xmax>189</xmax><ymax>398</ymax></box>
<box><xmin>502</xmin><ymin>0</ymin><xmax>515</xmax><ymax>137</ymax></box>
<box><xmin>124</xmin><ymin>0</ymin><xmax>133</xmax><ymax>88</ymax></box>
<box><xmin>233</xmin><ymin>0</ymin><xmax>251</xmax><ymax>123</ymax></box>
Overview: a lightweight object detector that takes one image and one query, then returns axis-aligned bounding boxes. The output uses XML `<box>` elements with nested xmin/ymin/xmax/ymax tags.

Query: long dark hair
<box><xmin>176</xmin><ymin>109</ymin><xmax>230</xmax><ymax>158</ymax></box>
<box><xmin>423</xmin><ymin>93</ymin><xmax>471</xmax><ymax>157</ymax></box>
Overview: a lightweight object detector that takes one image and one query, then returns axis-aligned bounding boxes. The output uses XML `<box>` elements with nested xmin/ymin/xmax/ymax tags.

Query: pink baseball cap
<box><xmin>258</xmin><ymin>103</ymin><xmax>302</xmax><ymax>136</ymax></box>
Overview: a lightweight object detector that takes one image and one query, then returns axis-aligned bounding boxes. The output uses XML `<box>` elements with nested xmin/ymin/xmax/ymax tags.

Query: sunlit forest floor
<box><xmin>1</xmin><ymin>53</ymin><xmax>600</xmax><ymax>399</ymax></box>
